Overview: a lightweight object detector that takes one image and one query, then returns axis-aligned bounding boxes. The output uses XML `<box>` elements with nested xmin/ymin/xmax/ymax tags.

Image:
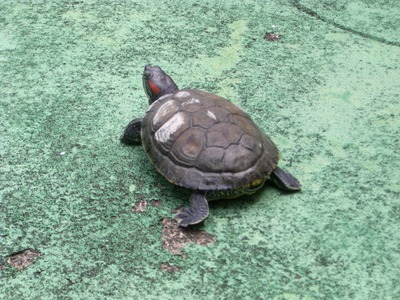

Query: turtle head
<box><xmin>143</xmin><ymin>65</ymin><xmax>179</xmax><ymax>104</ymax></box>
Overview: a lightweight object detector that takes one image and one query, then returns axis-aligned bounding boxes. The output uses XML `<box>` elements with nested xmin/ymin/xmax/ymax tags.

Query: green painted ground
<box><xmin>1</xmin><ymin>0</ymin><xmax>399</xmax><ymax>299</ymax></box>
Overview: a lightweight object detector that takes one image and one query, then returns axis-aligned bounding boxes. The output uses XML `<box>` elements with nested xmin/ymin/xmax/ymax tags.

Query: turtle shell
<box><xmin>141</xmin><ymin>89</ymin><xmax>279</xmax><ymax>191</ymax></box>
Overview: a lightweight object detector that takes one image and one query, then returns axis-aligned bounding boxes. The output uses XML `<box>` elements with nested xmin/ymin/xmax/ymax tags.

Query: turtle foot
<box><xmin>270</xmin><ymin>166</ymin><xmax>301</xmax><ymax>192</ymax></box>
<box><xmin>175</xmin><ymin>192</ymin><xmax>209</xmax><ymax>227</ymax></box>
<box><xmin>121</xmin><ymin>118</ymin><xmax>143</xmax><ymax>145</ymax></box>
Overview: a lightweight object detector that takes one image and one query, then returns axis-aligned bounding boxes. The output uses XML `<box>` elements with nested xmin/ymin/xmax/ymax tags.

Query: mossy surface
<box><xmin>1</xmin><ymin>0</ymin><xmax>399</xmax><ymax>299</ymax></box>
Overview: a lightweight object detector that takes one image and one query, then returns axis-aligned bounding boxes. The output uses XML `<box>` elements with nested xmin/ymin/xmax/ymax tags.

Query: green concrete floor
<box><xmin>1</xmin><ymin>0</ymin><xmax>399</xmax><ymax>299</ymax></box>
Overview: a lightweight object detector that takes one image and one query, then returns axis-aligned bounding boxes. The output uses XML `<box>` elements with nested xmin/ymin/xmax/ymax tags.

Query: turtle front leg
<box><xmin>121</xmin><ymin>118</ymin><xmax>143</xmax><ymax>145</ymax></box>
<box><xmin>175</xmin><ymin>191</ymin><xmax>209</xmax><ymax>227</ymax></box>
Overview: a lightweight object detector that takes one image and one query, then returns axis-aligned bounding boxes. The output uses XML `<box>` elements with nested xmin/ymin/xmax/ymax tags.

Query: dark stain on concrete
<box><xmin>264</xmin><ymin>32</ymin><xmax>281</xmax><ymax>41</ymax></box>
<box><xmin>132</xmin><ymin>200</ymin><xmax>147</xmax><ymax>213</ymax></box>
<box><xmin>7</xmin><ymin>249</ymin><xmax>42</xmax><ymax>271</ymax></box>
<box><xmin>162</xmin><ymin>218</ymin><xmax>216</xmax><ymax>256</ymax></box>
<box><xmin>160</xmin><ymin>262</ymin><xmax>182</xmax><ymax>273</ymax></box>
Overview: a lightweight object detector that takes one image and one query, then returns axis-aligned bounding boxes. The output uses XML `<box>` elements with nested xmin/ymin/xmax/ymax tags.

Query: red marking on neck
<box><xmin>148</xmin><ymin>80</ymin><xmax>160</xmax><ymax>95</ymax></box>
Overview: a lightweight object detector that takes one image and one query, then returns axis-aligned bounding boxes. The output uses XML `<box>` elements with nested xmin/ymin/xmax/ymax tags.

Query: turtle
<box><xmin>121</xmin><ymin>65</ymin><xmax>301</xmax><ymax>227</ymax></box>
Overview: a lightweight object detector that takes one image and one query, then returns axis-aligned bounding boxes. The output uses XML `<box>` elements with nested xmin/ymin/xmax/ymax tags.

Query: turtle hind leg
<box><xmin>175</xmin><ymin>191</ymin><xmax>209</xmax><ymax>227</ymax></box>
<box><xmin>270</xmin><ymin>166</ymin><xmax>301</xmax><ymax>192</ymax></box>
<box><xmin>121</xmin><ymin>118</ymin><xmax>143</xmax><ymax>145</ymax></box>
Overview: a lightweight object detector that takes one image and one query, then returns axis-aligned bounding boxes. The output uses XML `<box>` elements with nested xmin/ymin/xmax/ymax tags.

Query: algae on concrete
<box><xmin>1</xmin><ymin>0</ymin><xmax>399</xmax><ymax>299</ymax></box>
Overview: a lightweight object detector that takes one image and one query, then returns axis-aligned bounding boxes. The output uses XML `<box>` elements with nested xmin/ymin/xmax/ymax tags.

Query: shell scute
<box><xmin>154</xmin><ymin>112</ymin><xmax>190</xmax><ymax>152</ymax></box>
<box><xmin>170</xmin><ymin>128</ymin><xmax>206</xmax><ymax>167</ymax></box>
<box><xmin>151</xmin><ymin>100</ymin><xmax>179</xmax><ymax>131</ymax></box>
<box><xmin>206</xmin><ymin>123</ymin><xmax>243</xmax><ymax>149</ymax></box>
<box><xmin>223</xmin><ymin>144</ymin><xmax>257</xmax><ymax>173</ymax></box>
<box><xmin>197</xmin><ymin>147</ymin><xmax>225</xmax><ymax>172</ymax></box>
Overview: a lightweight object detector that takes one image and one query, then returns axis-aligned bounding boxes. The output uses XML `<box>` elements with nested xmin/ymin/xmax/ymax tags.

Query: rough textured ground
<box><xmin>1</xmin><ymin>0</ymin><xmax>399</xmax><ymax>299</ymax></box>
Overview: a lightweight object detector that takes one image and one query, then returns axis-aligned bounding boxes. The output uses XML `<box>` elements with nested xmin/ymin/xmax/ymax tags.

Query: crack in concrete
<box><xmin>292</xmin><ymin>0</ymin><xmax>400</xmax><ymax>47</ymax></box>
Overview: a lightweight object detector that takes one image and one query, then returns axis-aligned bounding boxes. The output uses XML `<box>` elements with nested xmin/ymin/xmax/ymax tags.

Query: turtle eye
<box><xmin>143</xmin><ymin>70</ymin><xmax>151</xmax><ymax>79</ymax></box>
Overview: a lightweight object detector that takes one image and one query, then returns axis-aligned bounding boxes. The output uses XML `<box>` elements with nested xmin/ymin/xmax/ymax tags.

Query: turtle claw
<box><xmin>175</xmin><ymin>208</ymin><xmax>194</xmax><ymax>227</ymax></box>
<box><xmin>174</xmin><ymin>192</ymin><xmax>209</xmax><ymax>227</ymax></box>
